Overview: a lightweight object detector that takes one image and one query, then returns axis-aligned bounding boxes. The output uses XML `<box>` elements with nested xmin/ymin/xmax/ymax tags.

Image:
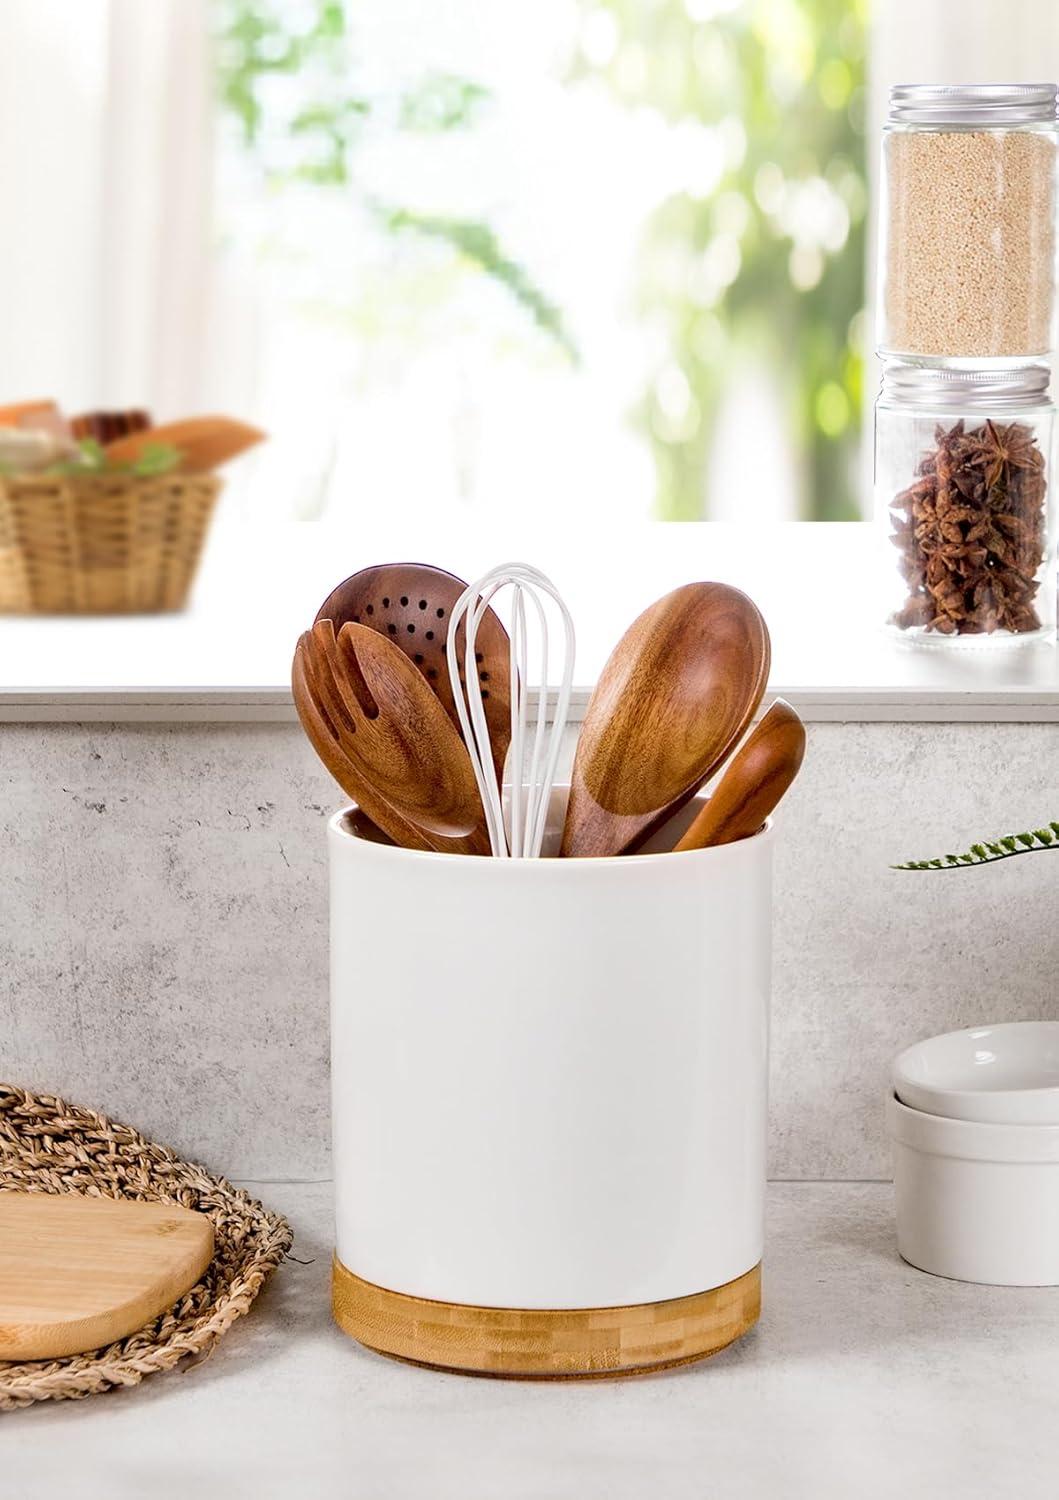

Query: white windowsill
<box><xmin>1</xmin><ymin>519</ymin><xmax>1057</xmax><ymax>722</ymax></box>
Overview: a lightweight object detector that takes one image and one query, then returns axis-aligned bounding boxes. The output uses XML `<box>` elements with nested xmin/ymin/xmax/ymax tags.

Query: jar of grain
<box><xmin>878</xmin><ymin>84</ymin><xmax>1059</xmax><ymax>363</ymax></box>
<box><xmin>877</xmin><ymin>364</ymin><xmax>1055</xmax><ymax>643</ymax></box>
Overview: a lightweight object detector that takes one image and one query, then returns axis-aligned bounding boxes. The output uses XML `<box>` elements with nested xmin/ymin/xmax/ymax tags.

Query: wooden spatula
<box><xmin>0</xmin><ymin>1192</ymin><xmax>214</xmax><ymax>1361</ymax></box>
<box><xmin>104</xmin><ymin>416</ymin><xmax>265</xmax><ymax>472</ymax></box>
<box><xmin>674</xmin><ymin>698</ymin><xmax>806</xmax><ymax>851</ymax></box>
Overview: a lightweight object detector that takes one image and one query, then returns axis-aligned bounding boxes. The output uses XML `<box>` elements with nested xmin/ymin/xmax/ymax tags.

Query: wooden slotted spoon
<box><xmin>560</xmin><ymin>582</ymin><xmax>771</xmax><ymax>858</ymax></box>
<box><xmin>294</xmin><ymin>621</ymin><xmax>490</xmax><ymax>855</ymax></box>
<box><xmin>674</xmin><ymin>698</ymin><xmax>806</xmax><ymax>851</ymax></box>
<box><xmin>314</xmin><ymin>563</ymin><xmax>511</xmax><ymax>784</ymax></box>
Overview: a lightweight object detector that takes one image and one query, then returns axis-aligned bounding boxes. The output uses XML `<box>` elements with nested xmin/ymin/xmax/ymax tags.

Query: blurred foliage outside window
<box><xmin>212</xmin><ymin>0</ymin><xmax>866</xmax><ymax>521</ymax></box>
<box><xmin>573</xmin><ymin>0</ymin><xmax>867</xmax><ymax>520</ymax></box>
<box><xmin>213</xmin><ymin>1</ymin><xmax>575</xmax><ymax>352</ymax></box>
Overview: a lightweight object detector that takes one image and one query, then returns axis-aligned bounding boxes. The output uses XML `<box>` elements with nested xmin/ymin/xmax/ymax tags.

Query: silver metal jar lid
<box><xmin>888</xmin><ymin>83</ymin><xmax>1058</xmax><ymax>127</ymax></box>
<box><xmin>880</xmin><ymin>364</ymin><xmax>1053</xmax><ymax>410</ymax></box>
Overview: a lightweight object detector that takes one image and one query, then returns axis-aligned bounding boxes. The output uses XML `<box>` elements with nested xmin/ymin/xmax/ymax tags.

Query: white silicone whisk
<box><xmin>447</xmin><ymin>563</ymin><xmax>575</xmax><ymax>858</ymax></box>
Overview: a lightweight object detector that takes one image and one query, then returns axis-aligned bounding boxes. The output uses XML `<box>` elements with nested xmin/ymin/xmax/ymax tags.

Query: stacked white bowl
<box><xmin>888</xmin><ymin>1022</ymin><xmax>1059</xmax><ymax>1285</ymax></box>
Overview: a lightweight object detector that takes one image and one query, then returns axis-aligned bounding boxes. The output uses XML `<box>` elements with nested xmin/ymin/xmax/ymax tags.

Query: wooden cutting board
<box><xmin>0</xmin><ymin>1193</ymin><xmax>214</xmax><ymax>1361</ymax></box>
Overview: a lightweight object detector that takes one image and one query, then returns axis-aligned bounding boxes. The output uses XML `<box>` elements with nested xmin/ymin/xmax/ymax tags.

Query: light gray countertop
<box><xmin>5</xmin><ymin>1181</ymin><xmax>1057</xmax><ymax>1498</ymax></box>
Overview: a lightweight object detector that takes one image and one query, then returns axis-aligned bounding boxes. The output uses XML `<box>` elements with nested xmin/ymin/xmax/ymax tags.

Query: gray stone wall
<box><xmin>2</xmin><ymin>720</ymin><xmax>1055</xmax><ymax>1179</ymax></box>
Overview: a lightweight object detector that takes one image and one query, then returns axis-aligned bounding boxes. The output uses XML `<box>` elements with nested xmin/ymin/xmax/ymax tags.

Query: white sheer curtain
<box><xmin>0</xmin><ymin>0</ymin><xmax>214</xmax><ymax>417</ymax></box>
<box><xmin>870</xmin><ymin>0</ymin><xmax>1059</xmax><ymax>108</ymax></box>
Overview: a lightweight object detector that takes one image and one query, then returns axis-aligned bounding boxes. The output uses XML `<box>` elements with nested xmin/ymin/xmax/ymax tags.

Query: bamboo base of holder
<box><xmin>332</xmin><ymin>1257</ymin><xmax>761</xmax><ymax>1379</ymax></box>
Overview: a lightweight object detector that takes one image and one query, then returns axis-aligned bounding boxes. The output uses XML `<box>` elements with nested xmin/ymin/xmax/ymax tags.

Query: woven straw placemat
<box><xmin>0</xmin><ymin>1085</ymin><xmax>292</xmax><ymax>1411</ymax></box>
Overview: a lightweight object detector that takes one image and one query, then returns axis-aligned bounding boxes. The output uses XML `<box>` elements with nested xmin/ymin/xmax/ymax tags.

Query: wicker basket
<box><xmin>0</xmin><ymin>472</ymin><xmax>222</xmax><ymax>614</ymax></box>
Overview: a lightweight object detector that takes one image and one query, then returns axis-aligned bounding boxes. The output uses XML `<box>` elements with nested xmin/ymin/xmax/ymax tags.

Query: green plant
<box><xmin>212</xmin><ymin>0</ymin><xmax>575</xmax><ymax>358</ymax></box>
<box><xmin>42</xmin><ymin>440</ymin><xmax>183</xmax><ymax>479</ymax></box>
<box><xmin>575</xmin><ymin>0</ymin><xmax>867</xmax><ymax>519</ymax></box>
<box><xmin>895</xmin><ymin>824</ymin><xmax>1059</xmax><ymax>871</ymax></box>
<box><xmin>126</xmin><ymin>444</ymin><xmax>184</xmax><ymax>478</ymax></box>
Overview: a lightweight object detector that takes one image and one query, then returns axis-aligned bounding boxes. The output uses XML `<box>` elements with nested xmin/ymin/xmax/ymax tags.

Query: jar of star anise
<box><xmin>877</xmin><ymin>364</ymin><xmax>1055</xmax><ymax>643</ymax></box>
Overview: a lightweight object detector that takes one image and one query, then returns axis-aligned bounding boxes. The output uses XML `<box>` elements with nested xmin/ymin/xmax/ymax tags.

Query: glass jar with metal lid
<box><xmin>878</xmin><ymin>84</ymin><xmax>1059</xmax><ymax>364</ymax></box>
<box><xmin>877</xmin><ymin>364</ymin><xmax>1055</xmax><ymax>642</ymax></box>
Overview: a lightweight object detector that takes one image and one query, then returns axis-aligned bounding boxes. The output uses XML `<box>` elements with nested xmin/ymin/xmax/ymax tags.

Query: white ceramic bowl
<box><xmin>888</xmin><ymin>1094</ymin><xmax>1059</xmax><ymax>1285</ymax></box>
<box><xmin>893</xmin><ymin>1022</ymin><xmax>1059</xmax><ymax>1125</ymax></box>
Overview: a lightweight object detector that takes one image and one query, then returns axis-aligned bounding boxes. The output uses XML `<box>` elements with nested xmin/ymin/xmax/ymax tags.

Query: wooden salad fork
<box><xmin>294</xmin><ymin>622</ymin><xmax>490</xmax><ymax>855</ymax></box>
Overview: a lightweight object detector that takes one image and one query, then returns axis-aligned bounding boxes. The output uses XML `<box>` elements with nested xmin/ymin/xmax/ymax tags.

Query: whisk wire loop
<box><xmin>448</xmin><ymin>563</ymin><xmax>575</xmax><ymax>858</ymax></box>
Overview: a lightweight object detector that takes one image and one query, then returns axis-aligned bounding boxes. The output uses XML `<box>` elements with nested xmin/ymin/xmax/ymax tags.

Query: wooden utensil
<box><xmin>0</xmin><ymin>1192</ymin><xmax>214</xmax><ymax>1361</ymax></box>
<box><xmin>293</xmin><ymin>633</ymin><xmax>434</xmax><ymax>852</ymax></box>
<box><xmin>674</xmin><ymin>698</ymin><xmax>805</xmax><ymax>852</ymax></box>
<box><xmin>560</xmin><ymin>582</ymin><xmax>770</xmax><ymax>858</ymax></box>
<box><xmin>315</xmin><ymin>563</ymin><xmax>512</xmax><ymax>783</ymax></box>
<box><xmin>103</xmin><ymin>415</ymin><xmax>265</xmax><ymax>471</ymax></box>
<box><xmin>295</xmin><ymin>621</ymin><xmax>490</xmax><ymax>854</ymax></box>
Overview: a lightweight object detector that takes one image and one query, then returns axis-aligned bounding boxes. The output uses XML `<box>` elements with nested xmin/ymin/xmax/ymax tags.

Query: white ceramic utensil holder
<box><xmin>329</xmin><ymin>787</ymin><xmax>773</xmax><ymax>1378</ymax></box>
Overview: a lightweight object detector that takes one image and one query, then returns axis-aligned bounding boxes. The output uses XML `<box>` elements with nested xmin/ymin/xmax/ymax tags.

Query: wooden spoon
<box><xmin>560</xmin><ymin>582</ymin><xmax>770</xmax><ymax>858</ymax></box>
<box><xmin>315</xmin><ymin>563</ymin><xmax>511</xmax><ymax>783</ymax></box>
<box><xmin>674</xmin><ymin>698</ymin><xmax>806</xmax><ymax>851</ymax></box>
<box><xmin>294</xmin><ymin>621</ymin><xmax>490</xmax><ymax>854</ymax></box>
<box><xmin>104</xmin><ymin>415</ymin><xmax>265</xmax><ymax>471</ymax></box>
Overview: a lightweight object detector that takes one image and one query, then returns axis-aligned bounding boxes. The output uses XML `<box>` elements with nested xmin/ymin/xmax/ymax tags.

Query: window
<box><xmin>0</xmin><ymin>0</ymin><xmax>868</xmax><ymax>537</ymax></box>
<box><xmin>1</xmin><ymin>0</ymin><xmax>1052</xmax><ymax>653</ymax></box>
<box><xmin>211</xmin><ymin>0</ymin><xmax>867</xmax><ymax>524</ymax></box>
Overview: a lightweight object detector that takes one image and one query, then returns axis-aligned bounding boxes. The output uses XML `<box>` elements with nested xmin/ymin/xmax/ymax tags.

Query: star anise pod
<box><xmin>889</xmin><ymin>417</ymin><xmax>1047</xmax><ymax>636</ymax></box>
<box><xmin>964</xmin><ymin>420</ymin><xmax>1041</xmax><ymax>491</ymax></box>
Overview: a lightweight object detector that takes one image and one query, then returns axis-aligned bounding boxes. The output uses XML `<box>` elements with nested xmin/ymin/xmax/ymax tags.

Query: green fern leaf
<box><xmin>894</xmin><ymin>820</ymin><xmax>1059</xmax><ymax>870</ymax></box>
